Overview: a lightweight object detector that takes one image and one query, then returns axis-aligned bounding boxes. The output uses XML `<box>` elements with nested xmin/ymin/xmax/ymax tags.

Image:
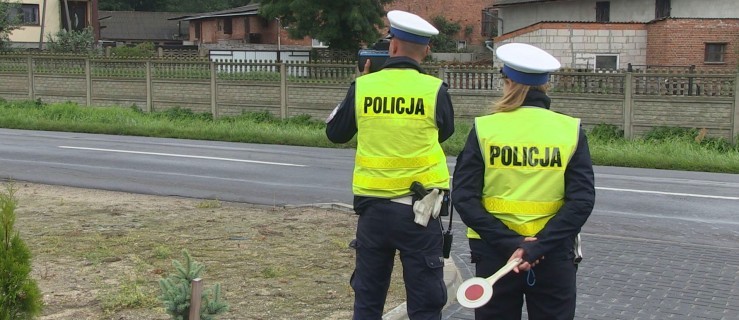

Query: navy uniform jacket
<box><xmin>326</xmin><ymin>56</ymin><xmax>455</xmax><ymax>213</ymax></box>
<box><xmin>452</xmin><ymin>89</ymin><xmax>595</xmax><ymax>263</ymax></box>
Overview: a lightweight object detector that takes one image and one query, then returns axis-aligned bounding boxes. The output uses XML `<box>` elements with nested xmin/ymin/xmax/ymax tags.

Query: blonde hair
<box><xmin>492</xmin><ymin>79</ymin><xmax>549</xmax><ymax>113</ymax></box>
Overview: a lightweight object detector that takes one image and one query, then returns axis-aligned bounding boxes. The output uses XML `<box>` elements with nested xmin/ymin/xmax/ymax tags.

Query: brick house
<box><xmin>7</xmin><ymin>0</ymin><xmax>100</xmax><ymax>49</ymax></box>
<box><xmin>385</xmin><ymin>0</ymin><xmax>491</xmax><ymax>51</ymax></box>
<box><xmin>179</xmin><ymin>3</ymin><xmax>318</xmax><ymax>52</ymax></box>
<box><xmin>490</xmin><ymin>0</ymin><xmax>739</xmax><ymax>71</ymax></box>
<box><xmin>177</xmin><ymin>1</ymin><xmax>491</xmax><ymax>54</ymax></box>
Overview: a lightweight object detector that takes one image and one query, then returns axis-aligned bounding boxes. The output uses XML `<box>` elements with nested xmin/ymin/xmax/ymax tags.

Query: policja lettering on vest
<box><xmin>489</xmin><ymin>145</ymin><xmax>562</xmax><ymax>167</ymax></box>
<box><xmin>363</xmin><ymin>96</ymin><xmax>426</xmax><ymax>115</ymax></box>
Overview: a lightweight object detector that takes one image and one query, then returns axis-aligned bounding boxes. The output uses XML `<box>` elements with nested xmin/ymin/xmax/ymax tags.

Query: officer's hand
<box><xmin>523</xmin><ymin>237</ymin><xmax>545</xmax><ymax>266</ymax></box>
<box><xmin>361</xmin><ymin>59</ymin><xmax>371</xmax><ymax>76</ymax></box>
<box><xmin>509</xmin><ymin>249</ymin><xmax>530</xmax><ymax>273</ymax></box>
<box><xmin>510</xmin><ymin>237</ymin><xmax>541</xmax><ymax>273</ymax></box>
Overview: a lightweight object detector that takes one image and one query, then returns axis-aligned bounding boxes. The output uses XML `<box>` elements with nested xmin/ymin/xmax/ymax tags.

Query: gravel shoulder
<box><xmin>12</xmin><ymin>182</ymin><xmax>405</xmax><ymax>319</ymax></box>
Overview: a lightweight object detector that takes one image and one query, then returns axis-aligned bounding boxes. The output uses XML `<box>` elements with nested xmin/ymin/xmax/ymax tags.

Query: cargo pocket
<box><xmin>423</xmin><ymin>255</ymin><xmax>447</xmax><ymax>308</ymax></box>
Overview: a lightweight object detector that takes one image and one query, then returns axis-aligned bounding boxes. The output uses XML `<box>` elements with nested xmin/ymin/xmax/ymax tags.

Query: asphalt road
<box><xmin>1</xmin><ymin>128</ymin><xmax>737</xmax><ymax>319</ymax></box>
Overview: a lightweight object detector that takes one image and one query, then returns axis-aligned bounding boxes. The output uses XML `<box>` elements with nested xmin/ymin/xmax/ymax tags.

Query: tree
<box><xmin>159</xmin><ymin>250</ymin><xmax>228</xmax><ymax>320</ymax></box>
<box><xmin>0</xmin><ymin>1</ymin><xmax>21</xmax><ymax>51</ymax></box>
<box><xmin>259</xmin><ymin>0</ymin><xmax>395</xmax><ymax>51</ymax></box>
<box><xmin>0</xmin><ymin>183</ymin><xmax>43</xmax><ymax>320</ymax></box>
<box><xmin>429</xmin><ymin>16</ymin><xmax>462</xmax><ymax>53</ymax></box>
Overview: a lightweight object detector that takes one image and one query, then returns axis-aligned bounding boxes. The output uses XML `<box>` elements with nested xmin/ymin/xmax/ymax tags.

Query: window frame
<box><xmin>594</xmin><ymin>54</ymin><xmax>619</xmax><ymax>71</ymax></box>
<box><xmin>8</xmin><ymin>4</ymin><xmax>40</xmax><ymax>26</ymax></box>
<box><xmin>704</xmin><ymin>43</ymin><xmax>727</xmax><ymax>64</ymax></box>
<box><xmin>223</xmin><ymin>17</ymin><xmax>233</xmax><ymax>35</ymax></box>
<box><xmin>595</xmin><ymin>1</ymin><xmax>610</xmax><ymax>22</ymax></box>
<box><xmin>655</xmin><ymin>0</ymin><xmax>671</xmax><ymax>19</ymax></box>
<box><xmin>193</xmin><ymin>22</ymin><xmax>201</xmax><ymax>40</ymax></box>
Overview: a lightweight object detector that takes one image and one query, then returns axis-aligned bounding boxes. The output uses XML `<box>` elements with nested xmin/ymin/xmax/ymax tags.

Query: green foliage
<box><xmin>0</xmin><ymin>2</ymin><xmax>21</xmax><ymax>51</ymax></box>
<box><xmin>644</xmin><ymin>126</ymin><xmax>734</xmax><ymax>153</ymax></box>
<box><xmin>46</xmin><ymin>27</ymin><xmax>96</xmax><ymax>54</ymax></box>
<box><xmin>0</xmin><ymin>183</ymin><xmax>43</xmax><ymax>320</ymax></box>
<box><xmin>155</xmin><ymin>107</ymin><xmax>213</xmax><ymax>122</ymax></box>
<box><xmin>158</xmin><ymin>250</ymin><xmax>228</xmax><ymax>320</ymax></box>
<box><xmin>259</xmin><ymin>0</ymin><xmax>395</xmax><ymax>50</ymax></box>
<box><xmin>588</xmin><ymin>123</ymin><xmax>624</xmax><ymax>141</ymax></box>
<box><xmin>429</xmin><ymin>16</ymin><xmax>462</xmax><ymax>53</ymax></box>
<box><xmin>110</xmin><ymin>42</ymin><xmax>156</xmax><ymax>58</ymax></box>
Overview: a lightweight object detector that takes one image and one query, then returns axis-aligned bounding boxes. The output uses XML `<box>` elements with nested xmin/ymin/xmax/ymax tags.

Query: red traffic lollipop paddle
<box><xmin>456</xmin><ymin>258</ymin><xmax>522</xmax><ymax>309</ymax></box>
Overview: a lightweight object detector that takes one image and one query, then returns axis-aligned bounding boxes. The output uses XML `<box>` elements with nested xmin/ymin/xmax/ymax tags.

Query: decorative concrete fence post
<box><xmin>733</xmin><ymin>72</ymin><xmax>739</xmax><ymax>144</ymax></box>
<box><xmin>280</xmin><ymin>62</ymin><xmax>287</xmax><ymax>120</ymax></box>
<box><xmin>623</xmin><ymin>72</ymin><xmax>634</xmax><ymax>139</ymax></box>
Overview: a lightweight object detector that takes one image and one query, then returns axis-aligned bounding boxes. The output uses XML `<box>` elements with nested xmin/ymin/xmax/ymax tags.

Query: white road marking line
<box><xmin>596</xmin><ymin>187</ymin><xmax>738</xmax><ymax>200</ymax></box>
<box><xmin>59</xmin><ymin>146</ymin><xmax>306</xmax><ymax>167</ymax></box>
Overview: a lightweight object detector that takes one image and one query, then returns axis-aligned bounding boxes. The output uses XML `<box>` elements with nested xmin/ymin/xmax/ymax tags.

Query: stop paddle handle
<box><xmin>456</xmin><ymin>258</ymin><xmax>523</xmax><ymax>309</ymax></box>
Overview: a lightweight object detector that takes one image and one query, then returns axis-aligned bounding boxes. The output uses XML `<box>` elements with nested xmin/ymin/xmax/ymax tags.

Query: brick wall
<box><xmin>632</xmin><ymin>97</ymin><xmax>735</xmax><ymax>138</ymax></box>
<box><xmin>387</xmin><ymin>0</ymin><xmax>491</xmax><ymax>48</ymax></box>
<box><xmin>647</xmin><ymin>19</ymin><xmax>739</xmax><ymax>71</ymax></box>
<box><xmin>551</xmin><ymin>95</ymin><xmax>625</xmax><ymax>129</ymax></box>
<box><xmin>152</xmin><ymin>81</ymin><xmax>211</xmax><ymax>113</ymax></box>
<box><xmin>34</xmin><ymin>75</ymin><xmax>86</xmax><ymax>105</ymax></box>
<box><xmin>91</xmin><ymin>79</ymin><xmax>147</xmax><ymax>107</ymax></box>
<box><xmin>287</xmin><ymin>84</ymin><xmax>347</xmax><ymax>119</ymax></box>
<box><xmin>495</xmin><ymin>22</ymin><xmax>648</xmax><ymax>70</ymax></box>
<box><xmin>217</xmin><ymin>82</ymin><xmax>281</xmax><ymax>116</ymax></box>
<box><xmin>0</xmin><ymin>74</ymin><xmax>30</xmax><ymax>101</ymax></box>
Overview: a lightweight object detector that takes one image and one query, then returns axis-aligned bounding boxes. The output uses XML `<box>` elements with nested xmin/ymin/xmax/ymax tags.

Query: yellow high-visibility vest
<box><xmin>468</xmin><ymin>107</ymin><xmax>580</xmax><ymax>237</ymax></box>
<box><xmin>353</xmin><ymin>69</ymin><xmax>450</xmax><ymax>198</ymax></box>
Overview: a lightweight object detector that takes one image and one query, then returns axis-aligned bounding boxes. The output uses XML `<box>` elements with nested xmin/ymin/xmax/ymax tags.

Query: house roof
<box><xmin>494</xmin><ymin>0</ymin><xmax>558</xmax><ymax>7</ymax></box>
<box><xmin>99</xmin><ymin>11</ymin><xmax>192</xmax><ymax>41</ymax></box>
<box><xmin>177</xmin><ymin>3</ymin><xmax>261</xmax><ymax>21</ymax></box>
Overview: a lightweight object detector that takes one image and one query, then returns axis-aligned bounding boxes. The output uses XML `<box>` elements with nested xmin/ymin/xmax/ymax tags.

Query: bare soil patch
<box><xmin>12</xmin><ymin>183</ymin><xmax>405</xmax><ymax>319</ymax></box>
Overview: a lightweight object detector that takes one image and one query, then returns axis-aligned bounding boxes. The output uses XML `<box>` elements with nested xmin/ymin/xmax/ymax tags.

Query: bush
<box><xmin>155</xmin><ymin>107</ymin><xmax>213</xmax><ymax>121</ymax></box>
<box><xmin>110</xmin><ymin>42</ymin><xmax>156</xmax><ymax>58</ymax></box>
<box><xmin>644</xmin><ymin>126</ymin><xmax>735</xmax><ymax>153</ymax></box>
<box><xmin>588</xmin><ymin>123</ymin><xmax>623</xmax><ymax>141</ymax></box>
<box><xmin>0</xmin><ymin>183</ymin><xmax>43</xmax><ymax>320</ymax></box>
<box><xmin>46</xmin><ymin>27</ymin><xmax>96</xmax><ymax>54</ymax></box>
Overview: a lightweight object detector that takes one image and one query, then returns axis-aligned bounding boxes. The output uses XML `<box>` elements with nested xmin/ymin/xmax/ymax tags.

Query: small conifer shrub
<box><xmin>0</xmin><ymin>183</ymin><xmax>43</xmax><ymax>320</ymax></box>
<box><xmin>158</xmin><ymin>249</ymin><xmax>228</xmax><ymax>320</ymax></box>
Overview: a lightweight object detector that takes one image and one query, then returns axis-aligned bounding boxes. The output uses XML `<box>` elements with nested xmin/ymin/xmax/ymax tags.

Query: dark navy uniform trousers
<box><xmin>351</xmin><ymin>201</ymin><xmax>446</xmax><ymax>320</ymax></box>
<box><xmin>469</xmin><ymin>239</ymin><xmax>578</xmax><ymax>320</ymax></box>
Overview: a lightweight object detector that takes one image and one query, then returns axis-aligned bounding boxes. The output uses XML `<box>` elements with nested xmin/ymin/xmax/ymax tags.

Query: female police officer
<box><xmin>452</xmin><ymin>43</ymin><xmax>595</xmax><ymax>320</ymax></box>
<box><xmin>326</xmin><ymin>10</ymin><xmax>454</xmax><ymax>320</ymax></box>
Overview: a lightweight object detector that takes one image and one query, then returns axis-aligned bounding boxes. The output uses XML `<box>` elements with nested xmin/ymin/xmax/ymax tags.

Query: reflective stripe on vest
<box><xmin>353</xmin><ymin>69</ymin><xmax>450</xmax><ymax>198</ymax></box>
<box><xmin>467</xmin><ymin>107</ymin><xmax>580</xmax><ymax>237</ymax></box>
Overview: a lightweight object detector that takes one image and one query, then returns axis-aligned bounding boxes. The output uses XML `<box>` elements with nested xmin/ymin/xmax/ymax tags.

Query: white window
<box><xmin>595</xmin><ymin>54</ymin><xmax>619</xmax><ymax>70</ymax></box>
<box><xmin>312</xmin><ymin>39</ymin><xmax>328</xmax><ymax>48</ymax></box>
<box><xmin>457</xmin><ymin>40</ymin><xmax>467</xmax><ymax>50</ymax></box>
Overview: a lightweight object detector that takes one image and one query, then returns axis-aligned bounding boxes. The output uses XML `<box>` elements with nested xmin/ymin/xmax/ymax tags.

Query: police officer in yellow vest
<box><xmin>326</xmin><ymin>10</ymin><xmax>455</xmax><ymax>320</ymax></box>
<box><xmin>452</xmin><ymin>43</ymin><xmax>595</xmax><ymax>320</ymax></box>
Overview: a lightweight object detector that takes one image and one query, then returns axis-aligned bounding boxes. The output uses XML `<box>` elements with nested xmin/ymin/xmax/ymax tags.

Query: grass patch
<box><xmin>1</xmin><ymin>100</ymin><xmax>737</xmax><ymax>173</ymax></box>
<box><xmin>196</xmin><ymin>199</ymin><xmax>222</xmax><ymax>209</ymax></box>
<box><xmin>100</xmin><ymin>277</ymin><xmax>160</xmax><ymax>314</ymax></box>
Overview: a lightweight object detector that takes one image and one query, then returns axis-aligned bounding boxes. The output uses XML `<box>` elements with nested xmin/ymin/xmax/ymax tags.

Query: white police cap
<box><xmin>388</xmin><ymin>10</ymin><xmax>439</xmax><ymax>45</ymax></box>
<box><xmin>496</xmin><ymin>43</ymin><xmax>561</xmax><ymax>86</ymax></box>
